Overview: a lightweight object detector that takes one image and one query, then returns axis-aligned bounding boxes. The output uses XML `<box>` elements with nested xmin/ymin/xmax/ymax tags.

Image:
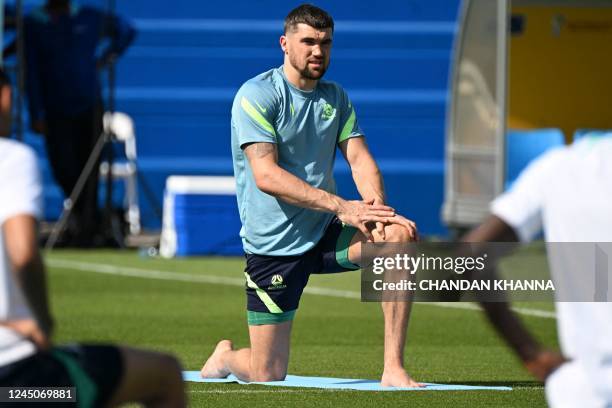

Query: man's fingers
<box><xmin>368</xmin><ymin>204</ymin><xmax>395</xmax><ymax>212</ymax></box>
<box><xmin>30</xmin><ymin>329</ymin><xmax>50</xmax><ymax>350</ymax></box>
<box><xmin>3</xmin><ymin>319</ymin><xmax>51</xmax><ymax>350</ymax></box>
<box><xmin>361</xmin><ymin>215</ymin><xmax>393</xmax><ymax>224</ymax></box>
<box><xmin>525</xmin><ymin>350</ymin><xmax>566</xmax><ymax>382</ymax></box>
<box><xmin>357</xmin><ymin>224</ymin><xmax>373</xmax><ymax>242</ymax></box>
<box><xmin>387</xmin><ymin>216</ymin><xmax>412</xmax><ymax>229</ymax></box>
<box><xmin>376</xmin><ymin>221</ymin><xmax>385</xmax><ymax>240</ymax></box>
<box><xmin>386</xmin><ymin>216</ymin><xmax>418</xmax><ymax>239</ymax></box>
<box><xmin>403</xmin><ymin>221</ymin><xmax>417</xmax><ymax>238</ymax></box>
<box><xmin>367</xmin><ymin>209</ymin><xmax>396</xmax><ymax>217</ymax></box>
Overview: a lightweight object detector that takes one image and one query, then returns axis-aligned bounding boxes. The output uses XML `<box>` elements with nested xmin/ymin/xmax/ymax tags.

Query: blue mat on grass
<box><xmin>183</xmin><ymin>372</ymin><xmax>512</xmax><ymax>391</ymax></box>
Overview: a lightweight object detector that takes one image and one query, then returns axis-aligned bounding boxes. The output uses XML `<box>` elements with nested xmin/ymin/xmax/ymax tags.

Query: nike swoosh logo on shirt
<box><xmin>255</xmin><ymin>102</ymin><xmax>267</xmax><ymax>113</ymax></box>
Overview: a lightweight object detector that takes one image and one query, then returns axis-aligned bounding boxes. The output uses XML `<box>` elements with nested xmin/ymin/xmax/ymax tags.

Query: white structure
<box><xmin>443</xmin><ymin>0</ymin><xmax>508</xmax><ymax>230</ymax></box>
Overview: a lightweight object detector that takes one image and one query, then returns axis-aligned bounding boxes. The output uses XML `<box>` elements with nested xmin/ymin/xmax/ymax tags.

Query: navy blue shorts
<box><xmin>0</xmin><ymin>344</ymin><xmax>123</xmax><ymax>407</ymax></box>
<box><xmin>245</xmin><ymin>217</ymin><xmax>359</xmax><ymax>325</ymax></box>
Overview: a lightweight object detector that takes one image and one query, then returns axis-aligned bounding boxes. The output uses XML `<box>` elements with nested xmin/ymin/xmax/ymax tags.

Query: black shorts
<box><xmin>0</xmin><ymin>344</ymin><xmax>123</xmax><ymax>407</ymax></box>
<box><xmin>245</xmin><ymin>217</ymin><xmax>359</xmax><ymax>325</ymax></box>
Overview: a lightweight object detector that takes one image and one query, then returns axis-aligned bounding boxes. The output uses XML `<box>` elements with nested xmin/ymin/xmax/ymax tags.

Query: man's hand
<box><xmin>385</xmin><ymin>213</ymin><xmax>418</xmax><ymax>241</ymax></box>
<box><xmin>524</xmin><ymin>349</ymin><xmax>566</xmax><ymax>382</ymax></box>
<box><xmin>1</xmin><ymin>318</ymin><xmax>52</xmax><ymax>350</ymax></box>
<box><xmin>336</xmin><ymin>200</ymin><xmax>396</xmax><ymax>241</ymax></box>
<box><xmin>30</xmin><ymin>120</ymin><xmax>47</xmax><ymax>135</ymax></box>
<box><xmin>366</xmin><ymin>199</ymin><xmax>419</xmax><ymax>242</ymax></box>
<box><xmin>370</xmin><ymin>197</ymin><xmax>387</xmax><ymax>239</ymax></box>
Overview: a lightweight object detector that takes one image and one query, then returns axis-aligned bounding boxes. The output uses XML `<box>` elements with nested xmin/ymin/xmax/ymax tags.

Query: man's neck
<box><xmin>282</xmin><ymin>64</ymin><xmax>317</xmax><ymax>91</ymax></box>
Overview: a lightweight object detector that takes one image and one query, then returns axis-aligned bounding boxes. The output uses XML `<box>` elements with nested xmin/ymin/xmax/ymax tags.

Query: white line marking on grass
<box><xmin>46</xmin><ymin>258</ymin><xmax>556</xmax><ymax>319</ymax></box>
<box><xmin>423</xmin><ymin>302</ymin><xmax>556</xmax><ymax>319</ymax></box>
<box><xmin>190</xmin><ymin>387</ymin><xmax>541</xmax><ymax>393</ymax></box>
<box><xmin>509</xmin><ymin>307</ymin><xmax>556</xmax><ymax>319</ymax></box>
<box><xmin>190</xmin><ymin>389</ymin><xmax>348</xmax><ymax>394</ymax></box>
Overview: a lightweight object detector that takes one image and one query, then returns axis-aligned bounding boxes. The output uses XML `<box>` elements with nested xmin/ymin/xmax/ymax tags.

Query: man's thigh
<box><xmin>312</xmin><ymin>217</ymin><xmax>360</xmax><ymax>274</ymax></box>
<box><xmin>107</xmin><ymin>346</ymin><xmax>182</xmax><ymax>407</ymax></box>
<box><xmin>244</xmin><ymin>253</ymin><xmax>311</xmax><ymax>325</ymax></box>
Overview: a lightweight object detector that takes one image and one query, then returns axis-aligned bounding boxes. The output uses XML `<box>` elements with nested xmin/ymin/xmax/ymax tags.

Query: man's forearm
<box><xmin>339</xmin><ymin>138</ymin><xmax>385</xmax><ymax>203</ymax></box>
<box><xmin>480</xmin><ymin>301</ymin><xmax>542</xmax><ymax>362</ymax></box>
<box><xmin>351</xmin><ymin>158</ymin><xmax>385</xmax><ymax>203</ymax></box>
<box><xmin>462</xmin><ymin>217</ymin><xmax>545</xmax><ymax>366</ymax></box>
<box><xmin>256</xmin><ymin>164</ymin><xmax>344</xmax><ymax>214</ymax></box>
<box><xmin>245</xmin><ymin>142</ymin><xmax>399</xmax><ymax>239</ymax></box>
<box><xmin>16</xmin><ymin>254</ymin><xmax>54</xmax><ymax>334</ymax></box>
<box><xmin>4</xmin><ymin>216</ymin><xmax>53</xmax><ymax>335</ymax></box>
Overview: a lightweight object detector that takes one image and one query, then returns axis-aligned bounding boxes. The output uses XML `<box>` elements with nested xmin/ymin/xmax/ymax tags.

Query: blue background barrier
<box><xmin>505</xmin><ymin>128</ymin><xmax>565</xmax><ymax>190</ymax></box>
<box><xmin>11</xmin><ymin>0</ymin><xmax>461</xmax><ymax>236</ymax></box>
<box><xmin>573</xmin><ymin>129</ymin><xmax>612</xmax><ymax>142</ymax></box>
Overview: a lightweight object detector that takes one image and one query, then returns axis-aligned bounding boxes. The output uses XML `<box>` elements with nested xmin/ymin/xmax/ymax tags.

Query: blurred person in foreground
<box><xmin>200</xmin><ymin>4</ymin><xmax>420</xmax><ymax>386</ymax></box>
<box><xmin>464</xmin><ymin>136</ymin><xmax>612</xmax><ymax>407</ymax></box>
<box><xmin>0</xmin><ymin>69</ymin><xmax>186</xmax><ymax>407</ymax></box>
<box><xmin>0</xmin><ymin>67</ymin><xmax>11</xmax><ymax>135</ymax></box>
<box><xmin>23</xmin><ymin>0</ymin><xmax>136</xmax><ymax>246</ymax></box>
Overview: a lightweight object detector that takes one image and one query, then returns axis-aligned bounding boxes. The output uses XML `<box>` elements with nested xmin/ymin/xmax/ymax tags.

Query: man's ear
<box><xmin>279</xmin><ymin>35</ymin><xmax>288</xmax><ymax>54</ymax></box>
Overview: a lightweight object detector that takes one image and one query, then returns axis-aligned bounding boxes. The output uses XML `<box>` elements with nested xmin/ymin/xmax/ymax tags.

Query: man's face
<box><xmin>281</xmin><ymin>23</ymin><xmax>333</xmax><ymax>80</ymax></box>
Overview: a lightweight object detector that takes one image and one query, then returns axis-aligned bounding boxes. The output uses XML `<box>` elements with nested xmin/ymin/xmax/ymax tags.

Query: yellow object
<box><xmin>509</xmin><ymin>5</ymin><xmax>612</xmax><ymax>142</ymax></box>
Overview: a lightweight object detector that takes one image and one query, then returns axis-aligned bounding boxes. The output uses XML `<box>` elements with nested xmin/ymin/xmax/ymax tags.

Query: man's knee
<box><xmin>251</xmin><ymin>372</ymin><xmax>286</xmax><ymax>382</ymax></box>
<box><xmin>250</xmin><ymin>366</ymin><xmax>287</xmax><ymax>382</ymax></box>
<box><xmin>385</xmin><ymin>224</ymin><xmax>416</xmax><ymax>243</ymax></box>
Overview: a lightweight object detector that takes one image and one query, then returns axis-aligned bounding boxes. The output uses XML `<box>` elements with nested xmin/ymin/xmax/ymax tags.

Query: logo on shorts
<box><xmin>271</xmin><ymin>274</ymin><xmax>284</xmax><ymax>286</ymax></box>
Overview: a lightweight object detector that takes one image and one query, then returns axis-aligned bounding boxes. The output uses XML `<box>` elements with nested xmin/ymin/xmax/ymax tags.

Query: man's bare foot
<box><xmin>381</xmin><ymin>367</ymin><xmax>424</xmax><ymax>388</ymax></box>
<box><xmin>200</xmin><ymin>340</ymin><xmax>233</xmax><ymax>378</ymax></box>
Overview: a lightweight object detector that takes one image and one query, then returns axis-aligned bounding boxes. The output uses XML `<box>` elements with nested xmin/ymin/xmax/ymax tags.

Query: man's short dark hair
<box><xmin>284</xmin><ymin>4</ymin><xmax>334</xmax><ymax>34</ymax></box>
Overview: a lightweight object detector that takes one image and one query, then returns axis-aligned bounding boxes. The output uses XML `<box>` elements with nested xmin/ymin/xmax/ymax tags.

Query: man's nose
<box><xmin>312</xmin><ymin>45</ymin><xmax>323</xmax><ymax>56</ymax></box>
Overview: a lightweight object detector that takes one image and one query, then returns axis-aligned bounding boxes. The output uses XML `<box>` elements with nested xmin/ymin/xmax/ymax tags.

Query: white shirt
<box><xmin>0</xmin><ymin>138</ymin><xmax>43</xmax><ymax>366</ymax></box>
<box><xmin>491</xmin><ymin>137</ymin><xmax>612</xmax><ymax>406</ymax></box>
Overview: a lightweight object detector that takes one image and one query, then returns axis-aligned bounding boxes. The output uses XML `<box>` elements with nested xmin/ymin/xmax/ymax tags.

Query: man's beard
<box><xmin>299</xmin><ymin>65</ymin><xmax>327</xmax><ymax>80</ymax></box>
<box><xmin>290</xmin><ymin>55</ymin><xmax>328</xmax><ymax>80</ymax></box>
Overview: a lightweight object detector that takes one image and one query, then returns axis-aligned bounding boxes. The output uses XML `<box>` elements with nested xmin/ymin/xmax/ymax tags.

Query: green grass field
<box><xmin>45</xmin><ymin>248</ymin><xmax>558</xmax><ymax>407</ymax></box>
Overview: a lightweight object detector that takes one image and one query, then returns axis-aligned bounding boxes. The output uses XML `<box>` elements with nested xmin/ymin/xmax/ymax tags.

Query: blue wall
<box><xmin>16</xmin><ymin>0</ymin><xmax>460</xmax><ymax>236</ymax></box>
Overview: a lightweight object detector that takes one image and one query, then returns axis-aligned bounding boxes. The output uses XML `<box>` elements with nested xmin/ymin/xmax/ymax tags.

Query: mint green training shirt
<box><xmin>231</xmin><ymin>66</ymin><xmax>364</xmax><ymax>256</ymax></box>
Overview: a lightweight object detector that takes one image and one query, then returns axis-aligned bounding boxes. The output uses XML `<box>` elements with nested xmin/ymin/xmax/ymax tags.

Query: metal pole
<box><xmin>45</xmin><ymin>132</ymin><xmax>108</xmax><ymax>249</ymax></box>
<box><xmin>107</xmin><ymin>0</ymin><xmax>115</xmax><ymax>113</ymax></box>
<box><xmin>101</xmin><ymin>0</ymin><xmax>124</xmax><ymax>246</ymax></box>
<box><xmin>494</xmin><ymin>0</ymin><xmax>509</xmax><ymax>196</ymax></box>
<box><xmin>15</xmin><ymin>0</ymin><xmax>24</xmax><ymax>141</ymax></box>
